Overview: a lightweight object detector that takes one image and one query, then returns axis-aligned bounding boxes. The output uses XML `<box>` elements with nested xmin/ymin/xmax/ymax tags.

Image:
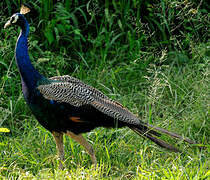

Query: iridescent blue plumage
<box><xmin>14</xmin><ymin>13</ymin><xmax>43</xmax><ymax>101</ymax></box>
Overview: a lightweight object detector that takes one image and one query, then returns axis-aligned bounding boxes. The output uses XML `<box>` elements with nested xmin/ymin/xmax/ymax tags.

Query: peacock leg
<box><xmin>66</xmin><ymin>131</ymin><xmax>97</xmax><ymax>166</ymax></box>
<box><xmin>52</xmin><ymin>131</ymin><xmax>65</xmax><ymax>169</ymax></box>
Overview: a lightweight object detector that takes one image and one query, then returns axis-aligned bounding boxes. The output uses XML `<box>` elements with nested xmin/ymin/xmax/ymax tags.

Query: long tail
<box><xmin>129</xmin><ymin>123</ymin><xmax>196</xmax><ymax>152</ymax></box>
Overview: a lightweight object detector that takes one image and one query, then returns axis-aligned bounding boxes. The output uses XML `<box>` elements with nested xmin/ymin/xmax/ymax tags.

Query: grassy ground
<box><xmin>0</xmin><ymin>1</ymin><xmax>209</xmax><ymax>179</ymax></box>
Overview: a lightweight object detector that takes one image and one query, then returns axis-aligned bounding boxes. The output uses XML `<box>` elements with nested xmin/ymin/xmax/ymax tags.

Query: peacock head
<box><xmin>4</xmin><ymin>4</ymin><xmax>30</xmax><ymax>29</ymax></box>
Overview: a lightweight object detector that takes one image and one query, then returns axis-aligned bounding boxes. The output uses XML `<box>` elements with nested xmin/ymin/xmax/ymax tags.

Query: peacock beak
<box><xmin>4</xmin><ymin>20</ymin><xmax>11</xmax><ymax>29</ymax></box>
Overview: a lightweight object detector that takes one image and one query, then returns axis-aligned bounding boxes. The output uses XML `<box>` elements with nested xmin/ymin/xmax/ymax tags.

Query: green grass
<box><xmin>0</xmin><ymin>0</ymin><xmax>209</xmax><ymax>179</ymax></box>
<box><xmin>0</xmin><ymin>44</ymin><xmax>209</xmax><ymax>179</ymax></box>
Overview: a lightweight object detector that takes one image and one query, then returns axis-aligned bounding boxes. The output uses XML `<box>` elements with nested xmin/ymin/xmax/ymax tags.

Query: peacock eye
<box><xmin>11</xmin><ymin>17</ymin><xmax>15</xmax><ymax>22</ymax></box>
<box><xmin>11</xmin><ymin>15</ymin><xmax>18</xmax><ymax>24</ymax></box>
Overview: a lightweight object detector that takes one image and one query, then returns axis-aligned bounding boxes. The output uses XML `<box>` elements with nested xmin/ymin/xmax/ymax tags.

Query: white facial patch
<box><xmin>11</xmin><ymin>14</ymin><xmax>19</xmax><ymax>23</ymax></box>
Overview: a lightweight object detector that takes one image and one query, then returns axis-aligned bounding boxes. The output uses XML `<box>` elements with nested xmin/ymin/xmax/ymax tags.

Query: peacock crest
<box><xmin>20</xmin><ymin>4</ymin><xmax>30</xmax><ymax>15</ymax></box>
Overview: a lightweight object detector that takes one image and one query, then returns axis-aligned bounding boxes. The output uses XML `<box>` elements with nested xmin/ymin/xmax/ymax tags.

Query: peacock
<box><xmin>4</xmin><ymin>5</ymin><xmax>196</xmax><ymax>169</ymax></box>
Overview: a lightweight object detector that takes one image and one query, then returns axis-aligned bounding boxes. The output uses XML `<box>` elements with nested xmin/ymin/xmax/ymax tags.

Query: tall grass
<box><xmin>0</xmin><ymin>0</ymin><xmax>209</xmax><ymax>179</ymax></box>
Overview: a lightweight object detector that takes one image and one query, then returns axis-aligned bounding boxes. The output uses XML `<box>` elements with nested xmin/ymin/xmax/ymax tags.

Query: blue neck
<box><xmin>15</xmin><ymin>20</ymin><xmax>43</xmax><ymax>91</ymax></box>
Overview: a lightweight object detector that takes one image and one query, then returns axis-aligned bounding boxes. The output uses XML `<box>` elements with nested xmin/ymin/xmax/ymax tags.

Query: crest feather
<box><xmin>20</xmin><ymin>4</ymin><xmax>30</xmax><ymax>14</ymax></box>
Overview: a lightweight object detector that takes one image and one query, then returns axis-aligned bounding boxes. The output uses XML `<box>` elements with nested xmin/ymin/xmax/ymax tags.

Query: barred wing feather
<box><xmin>37</xmin><ymin>78</ymin><xmax>141</xmax><ymax>125</ymax></box>
<box><xmin>50</xmin><ymin>75</ymin><xmax>125</xmax><ymax>108</ymax></box>
<box><xmin>38</xmin><ymin>81</ymin><xmax>93</xmax><ymax>106</ymax></box>
<box><xmin>49</xmin><ymin>75</ymin><xmax>111</xmax><ymax>101</ymax></box>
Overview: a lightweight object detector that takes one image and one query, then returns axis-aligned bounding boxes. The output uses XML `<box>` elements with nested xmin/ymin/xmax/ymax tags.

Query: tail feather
<box><xmin>137</xmin><ymin>124</ymin><xmax>161</xmax><ymax>137</ymax></box>
<box><xmin>131</xmin><ymin>127</ymin><xmax>180</xmax><ymax>152</ymax></box>
<box><xmin>145</xmin><ymin>123</ymin><xmax>196</xmax><ymax>144</ymax></box>
<box><xmin>129</xmin><ymin>123</ymin><xmax>196</xmax><ymax>152</ymax></box>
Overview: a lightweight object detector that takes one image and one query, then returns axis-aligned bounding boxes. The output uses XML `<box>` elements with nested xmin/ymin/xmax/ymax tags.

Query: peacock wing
<box><xmin>37</xmin><ymin>80</ymin><xmax>141</xmax><ymax>125</ymax></box>
<box><xmin>90</xmin><ymin>97</ymin><xmax>141</xmax><ymax>125</ymax></box>
<box><xmin>37</xmin><ymin>81</ymin><xmax>94</xmax><ymax>107</ymax></box>
<box><xmin>49</xmin><ymin>75</ymin><xmax>124</xmax><ymax>107</ymax></box>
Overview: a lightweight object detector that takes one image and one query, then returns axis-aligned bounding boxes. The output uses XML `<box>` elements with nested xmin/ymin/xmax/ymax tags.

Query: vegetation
<box><xmin>0</xmin><ymin>0</ymin><xmax>209</xmax><ymax>179</ymax></box>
